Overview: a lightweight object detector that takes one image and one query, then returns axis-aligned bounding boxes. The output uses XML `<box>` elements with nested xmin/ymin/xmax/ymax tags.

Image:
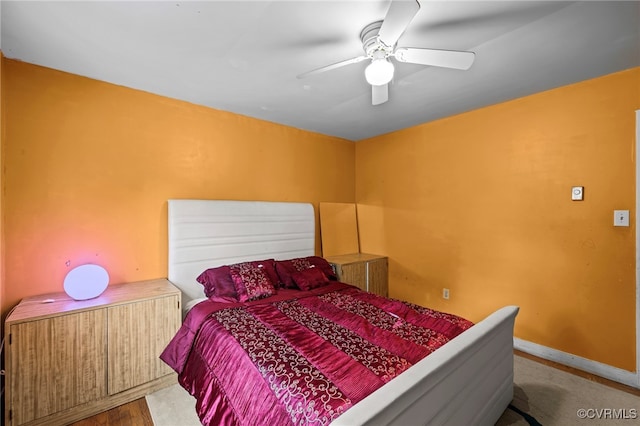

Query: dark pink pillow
<box><xmin>275</xmin><ymin>256</ymin><xmax>337</xmax><ymax>289</ymax></box>
<box><xmin>254</xmin><ymin>259</ymin><xmax>281</xmax><ymax>288</ymax></box>
<box><xmin>291</xmin><ymin>267</ymin><xmax>329</xmax><ymax>291</ymax></box>
<box><xmin>307</xmin><ymin>256</ymin><xmax>337</xmax><ymax>280</ymax></box>
<box><xmin>196</xmin><ymin>265</ymin><xmax>237</xmax><ymax>299</ymax></box>
<box><xmin>229</xmin><ymin>261</ymin><xmax>277</xmax><ymax>302</ymax></box>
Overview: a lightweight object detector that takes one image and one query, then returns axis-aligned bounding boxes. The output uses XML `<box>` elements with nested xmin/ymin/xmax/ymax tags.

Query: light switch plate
<box><xmin>614</xmin><ymin>210</ymin><xmax>630</xmax><ymax>227</ymax></box>
<box><xmin>571</xmin><ymin>186</ymin><xmax>583</xmax><ymax>201</ymax></box>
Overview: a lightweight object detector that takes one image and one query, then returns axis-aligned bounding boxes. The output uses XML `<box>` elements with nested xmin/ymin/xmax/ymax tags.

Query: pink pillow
<box><xmin>291</xmin><ymin>267</ymin><xmax>329</xmax><ymax>291</ymax></box>
<box><xmin>254</xmin><ymin>259</ymin><xmax>281</xmax><ymax>288</ymax></box>
<box><xmin>196</xmin><ymin>265</ymin><xmax>237</xmax><ymax>299</ymax></box>
<box><xmin>229</xmin><ymin>261</ymin><xmax>277</xmax><ymax>302</ymax></box>
<box><xmin>196</xmin><ymin>259</ymin><xmax>280</xmax><ymax>301</ymax></box>
<box><xmin>275</xmin><ymin>256</ymin><xmax>337</xmax><ymax>289</ymax></box>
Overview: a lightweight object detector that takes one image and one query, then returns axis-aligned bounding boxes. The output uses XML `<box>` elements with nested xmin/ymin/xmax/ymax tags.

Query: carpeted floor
<box><xmin>147</xmin><ymin>355</ymin><xmax>640</xmax><ymax>425</ymax></box>
<box><xmin>495</xmin><ymin>356</ymin><xmax>639</xmax><ymax>425</ymax></box>
<box><xmin>145</xmin><ymin>383</ymin><xmax>200</xmax><ymax>426</ymax></box>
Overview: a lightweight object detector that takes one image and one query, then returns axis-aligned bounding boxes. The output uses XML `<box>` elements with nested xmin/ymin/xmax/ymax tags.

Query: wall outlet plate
<box><xmin>571</xmin><ymin>186</ymin><xmax>584</xmax><ymax>201</ymax></box>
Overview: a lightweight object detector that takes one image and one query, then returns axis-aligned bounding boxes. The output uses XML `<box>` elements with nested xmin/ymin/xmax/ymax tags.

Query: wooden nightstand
<box><xmin>325</xmin><ymin>253</ymin><xmax>388</xmax><ymax>297</ymax></box>
<box><xmin>4</xmin><ymin>278</ymin><xmax>181</xmax><ymax>426</ymax></box>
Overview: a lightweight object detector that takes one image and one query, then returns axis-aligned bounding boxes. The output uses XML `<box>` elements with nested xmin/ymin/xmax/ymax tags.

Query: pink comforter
<box><xmin>160</xmin><ymin>282</ymin><xmax>473</xmax><ymax>426</ymax></box>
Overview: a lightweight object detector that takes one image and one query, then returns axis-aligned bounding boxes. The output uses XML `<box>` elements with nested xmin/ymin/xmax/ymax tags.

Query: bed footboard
<box><xmin>332</xmin><ymin>305</ymin><xmax>519</xmax><ymax>426</ymax></box>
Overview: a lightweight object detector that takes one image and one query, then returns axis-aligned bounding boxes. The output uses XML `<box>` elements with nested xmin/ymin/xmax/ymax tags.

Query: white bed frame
<box><xmin>168</xmin><ymin>199</ymin><xmax>519</xmax><ymax>426</ymax></box>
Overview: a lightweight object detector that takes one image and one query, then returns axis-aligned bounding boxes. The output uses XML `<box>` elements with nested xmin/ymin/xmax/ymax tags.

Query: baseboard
<box><xmin>514</xmin><ymin>337</ymin><xmax>640</xmax><ymax>389</ymax></box>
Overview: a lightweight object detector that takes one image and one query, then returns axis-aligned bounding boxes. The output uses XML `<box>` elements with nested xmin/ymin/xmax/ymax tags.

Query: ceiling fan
<box><xmin>297</xmin><ymin>0</ymin><xmax>475</xmax><ymax>106</ymax></box>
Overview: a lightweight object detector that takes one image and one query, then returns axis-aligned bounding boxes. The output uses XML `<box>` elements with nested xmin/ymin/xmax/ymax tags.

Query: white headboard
<box><xmin>168</xmin><ymin>199</ymin><xmax>315</xmax><ymax>307</ymax></box>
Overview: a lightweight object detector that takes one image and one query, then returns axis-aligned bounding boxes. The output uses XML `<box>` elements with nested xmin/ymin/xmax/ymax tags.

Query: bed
<box><xmin>161</xmin><ymin>199</ymin><xmax>519</xmax><ymax>425</ymax></box>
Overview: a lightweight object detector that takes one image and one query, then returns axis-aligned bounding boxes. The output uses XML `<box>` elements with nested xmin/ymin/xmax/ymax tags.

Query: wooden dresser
<box><xmin>4</xmin><ymin>278</ymin><xmax>181</xmax><ymax>426</ymax></box>
<box><xmin>325</xmin><ymin>253</ymin><xmax>388</xmax><ymax>297</ymax></box>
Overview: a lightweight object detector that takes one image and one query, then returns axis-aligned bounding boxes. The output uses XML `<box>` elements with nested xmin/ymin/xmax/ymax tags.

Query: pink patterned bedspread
<box><xmin>160</xmin><ymin>282</ymin><xmax>473</xmax><ymax>426</ymax></box>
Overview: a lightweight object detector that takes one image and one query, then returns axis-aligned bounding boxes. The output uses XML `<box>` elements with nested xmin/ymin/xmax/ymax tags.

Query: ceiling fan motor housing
<box><xmin>360</xmin><ymin>21</ymin><xmax>394</xmax><ymax>58</ymax></box>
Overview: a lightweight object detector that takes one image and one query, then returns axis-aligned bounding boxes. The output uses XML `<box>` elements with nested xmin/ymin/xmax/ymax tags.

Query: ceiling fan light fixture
<box><xmin>365</xmin><ymin>58</ymin><xmax>394</xmax><ymax>86</ymax></box>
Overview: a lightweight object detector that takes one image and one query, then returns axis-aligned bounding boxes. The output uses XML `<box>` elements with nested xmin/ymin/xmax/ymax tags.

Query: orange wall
<box><xmin>2</xmin><ymin>56</ymin><xmax>638</xmax><ymax>371</ymax></box>
<box><xmin>356</xmin><ymin>68</ymin><xmax>639</xmax><ymax>371</ymax></box>
<box><xmin>0</xmin><ymin>51</ymin><xmax>4</xmax><ymax>315</ymax></box>
<box><xmin>1</xmin><ymin>59</ymin><xmax>355</xmax><ymax>316</ymax></box>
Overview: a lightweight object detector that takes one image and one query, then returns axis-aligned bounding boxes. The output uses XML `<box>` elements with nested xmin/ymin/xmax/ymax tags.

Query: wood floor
<box><xmin>70</xmin><ymin>398</ymin><xmax>153</xmax><ymax>426</ymax></box>
<box><xmin>72</xmin><ymin>350</ymin><xmax>640</xmax><ymax>426</ymax></box>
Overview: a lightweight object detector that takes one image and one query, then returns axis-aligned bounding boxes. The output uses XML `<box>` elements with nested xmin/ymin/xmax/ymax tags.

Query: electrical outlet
<box><xmin>442</xmin><ymin>288</ymin><xmax>450</xmax><ymax>300</ymax></box>
<box><xmin>571</xmin><ymin>186</ymin><xmax>584</xmax><ymax>201</ymax></box>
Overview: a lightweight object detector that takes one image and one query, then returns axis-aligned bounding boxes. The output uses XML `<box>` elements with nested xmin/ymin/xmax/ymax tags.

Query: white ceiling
<box><xmin>2</xmin><ymin>1</ymin><xmax>639</xmax><ymax>141</ymax></box>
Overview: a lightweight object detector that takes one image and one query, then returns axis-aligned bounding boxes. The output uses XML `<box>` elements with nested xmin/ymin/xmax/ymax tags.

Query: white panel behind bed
<box><xmin>168</xmin><ymin>200</ymin><xmax>315</xmax><ymax>306</ymax></box>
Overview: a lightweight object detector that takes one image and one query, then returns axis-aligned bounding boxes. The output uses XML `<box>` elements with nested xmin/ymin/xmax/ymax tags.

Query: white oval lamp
<box><xmin>64</xmin><ymin>264</ymin><xmax>109</xmax><ymax>300</ymax></box>
<box><xmin>365</xmin><ymin>58</ymin><xmax>394</xmax><ymax>86</ymax></box>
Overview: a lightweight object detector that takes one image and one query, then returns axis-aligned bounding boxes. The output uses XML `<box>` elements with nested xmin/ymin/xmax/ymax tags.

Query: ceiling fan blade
<box><xmin>378</xmin><ymin>0</ymin><xmax>421</xmax><ymax>47</ymax></box>
<box><xmin>372</xmin><ymin>84</ymin><xmax>389</xmax><ymax>106</ymax></box>
<box><xmin>297</xmin><ymin>56</ymin><xmax>368</xmax><ymax>79</ymax></box>
<box><xmin>394</xmin><ymin>47</ymin><xmax>475</xmax><ymax>70</ymax></box>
